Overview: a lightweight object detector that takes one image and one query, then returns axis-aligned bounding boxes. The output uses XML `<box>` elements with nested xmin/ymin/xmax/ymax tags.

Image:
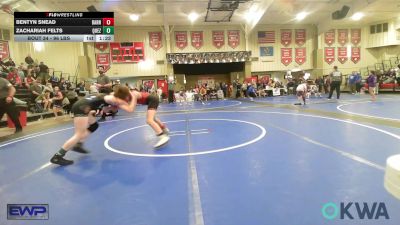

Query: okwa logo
<box><xmin>321</xmin><ymin>202</ymin><xmax>390</xmax><ymax>220</ymax></box>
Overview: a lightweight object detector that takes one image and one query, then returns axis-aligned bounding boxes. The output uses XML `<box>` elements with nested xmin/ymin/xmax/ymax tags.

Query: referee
<box><xmin>0</xmin><ymin>77</ymin><xmax>22</xmax><ymax>133</ymax></box>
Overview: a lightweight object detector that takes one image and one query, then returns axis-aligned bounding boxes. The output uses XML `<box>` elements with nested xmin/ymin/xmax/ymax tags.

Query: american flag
<box><xmin>258</xmin><ymin>31</ymin><xmax>275</xmax><ymax>44</ymax></box>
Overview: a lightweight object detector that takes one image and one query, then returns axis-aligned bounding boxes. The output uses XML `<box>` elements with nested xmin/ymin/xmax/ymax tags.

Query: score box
<box><xmin>103</xmin><ymin>18</ymin><xmax>114</xmax><ymax>26</ymax></box>
<box><xmin>103</xmin><ymin>26</ymin><xmax>114</xmax><ymax>35</ymax></box>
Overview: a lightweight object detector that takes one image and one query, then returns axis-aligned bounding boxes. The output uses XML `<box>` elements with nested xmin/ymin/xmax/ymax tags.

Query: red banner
<box><xmin>280</xmin><ymin>29</ymin><xmax>292</xmax><ymax>46</ymax></box>
<box><xmin>337</xmin><ymin>29</ymin><xmax>348</xmax><ymax>46</ymax></box>
<box><xmin>325</xmin><ymin>47</ymin><xmax>335</xmax><ymax>64</ymax></box>
<box><xmin>281</xmin><ymin>48</ymin><xmax>292</xmax><ymax>66</ymax></box>
<box><xmin>212</xmin><ymin>30</ymin><xmax>225</xmax><ymax>49</ymax></box>
<box><xmin>175</xmin><ymin>31</ymin><xmax>188</xmax><ymax>50</ymax></box>
<box><xmin>325</xmin><ymin>29</ymin><xmax>335</xmax><ymax>46</ymax></box>
<box><xmin>191</xmin><ymin>31</ymin><xmax>203</xmax><ymax>50</ymax></box>
<box><xmin>110</xmin><ymin>42</ymin><xmax>145</xmax><ymax>63</ymax></box>
<box><xmin>351</xmin><ymin>29</ymin><xmax>361</xmax><ymax>46</ymax></box>
<box><xmin>295</xmin><ymin>29</ymin><xmax>306</xmax><ymax>46</ymax></box>
<box><xmin>0</xmin><ymin>41</ymin><xmax>10</xmax><ymax>60</ymax></box>
<box><xmin>337</xmin><ymin>47</ymin><xmax>348</xmax><ymax>64</ymax></box>
<box><xmin>227</xmin><ymin>30</ymin><xmax>240</xmax><ymax>49</ymax></box>
<box><xmin>95</xmin><ymin>43</ymin><xmax>109</xmax><ymax>52</ymax></box>
<box><xmin>149</xmin><ymin>32</ymin><xmax>163</xmax><ymax>51</ymax></box>
<box><xmin>96</xmin><ymin>53</ymin><xmax>110</xmax><ymax>72</ymax></box>
<box><xmin>351</xmin><ymin>47</ymin><xmax>361</xmax><ymax>64</ymax></box>
<box><xmin>295</xmin><ymin>48</ymin><xmax>306</xmax><ymax>65</ymax></box>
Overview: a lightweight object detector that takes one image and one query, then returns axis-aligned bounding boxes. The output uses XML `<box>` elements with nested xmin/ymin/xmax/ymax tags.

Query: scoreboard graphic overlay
<box><xmin>14</xmin><ymin>12</ymin><xmax>114</xmax><ymax>42</ymax></box>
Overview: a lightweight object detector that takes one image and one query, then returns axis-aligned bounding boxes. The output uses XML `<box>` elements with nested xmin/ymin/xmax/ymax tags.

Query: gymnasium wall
<box><xmin>2</xmin><ymin>19</ymin><xmax>399</xmax><ymax>81</ymax></box>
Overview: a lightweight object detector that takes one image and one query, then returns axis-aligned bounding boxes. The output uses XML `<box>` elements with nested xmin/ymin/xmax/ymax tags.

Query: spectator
<box><xmin>24</xmin><ymin>73</ymin><xmax>35</xmax><ymax>89</ymax></box>
<box><xmin>168</xmin><ymin>80</ymin><xmax>175</xmax><ymax>103</ymax></box>
<box><xmin>58</xmin><ymin>77</ymin><xmax>69</xmax><ymax>91</ymax></box>
<box><xmin>42</xmin><ymin>82</ymin><xmax>54</xmax><ymax>93</ymax></box>
<box><xmin>51</xmin><ymin>86</ymin><xmax>63</xmax><ymax>118</ymax></box>
<box><xmin>36</xmin><ymin>89</ymin><xmax>52</xmax><ymax>111</ymax></box>
<box><xmin>17</xmin><ymin>66</ymin><xmax>25</xmax><ymax>82</ymax></box>
<box><xmin>77</xmin><ymin>80</ymin><xmax>86</xmax><ymax>92</ymax></box>
<box><xmin>354</xmin><ymin>72</ymin><xmax>362</xmax><ymax>94</ymax></box>
<box><xmin>367</xmin><ymin>71</ymin><xmax>377</xmax><ymax>101</ymax></box>
<box><xmin>89</xmin><ymin>83</ymin><xmax>99</xmax><ymax>94</ymax></box>
<box><xmin>38</xmin><ymin>62</ymin><xmax>49</xmax><ymax>82</ymax></box>
<box><xmin>0</xmin><ymin>77</ymin><xmax>22</xmax><ymax>133</ymax></box>
<box><xmin>247</xmin><ymin>84</ymin><xmax>257</xmax><ymax>101</ymax></box>
<box><xmin>4</xmin><ymin>58</ymin><xmax>16</xmax><ymax>67</ymax></box>
<box><xmin>25</xmin><ymin>54</ymin><xmax>34</xmax><ymax>65</ymax></box>
<box><xmin>96</xmin><ymin>66</ymin><xmax>112</xmax><ymax>94</ymax></box>
<box><xmin>49</xmin><ymin>74</ymin><xmax>60</xmax><ymax>87</ymax></box>
<box><xmin>348</xmin><ymin>71</ymin><xmax>357</xmax><ymax>94</ymax></box>
<box><xmin>200</xmin><ymin>85</ymin><xmax>207</xmax><ymax>101</ymax></box>
<box><xmin>323</xmin><ymin>75</ymin><xmax>330</xmax><ymax>94</ymax></box>
<box><xmin>30</xmin><ymin>79</ymin><xmax>42</xmax><ymax>102</ymax></box>
<box><xmin>328</xmin><ymin>66</ymin><xmax>342</xmax><ymax>99</ymax></box>
<box><xmin>157</xmin><ymin>86</ymin><xmax>163</xmax><ymax>101</ymax></box>
<box><xmin>221</xmin><ymin>82</ymin><xmax>227</xmax><ymax>98</ymax></box>
<box><xmin>7</xmin><ymin>67</ymin><xmax>22</xmax><ymax>86</ymax></box>
<box><xmin>65</xmin><ymin>87</ymin><xmax>78</xmax><ymax>115</ymax></box>
<box><xmin>315</xmin><ymin>76</ymin><xmax>324</xmax><ymax>94</ymax></box>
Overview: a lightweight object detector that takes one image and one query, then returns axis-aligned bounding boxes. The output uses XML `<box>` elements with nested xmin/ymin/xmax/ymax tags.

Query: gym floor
<box><xmin>1</xmin><ymin>94</ymin><xmax>400</xmax><ymax>225</ymax></box>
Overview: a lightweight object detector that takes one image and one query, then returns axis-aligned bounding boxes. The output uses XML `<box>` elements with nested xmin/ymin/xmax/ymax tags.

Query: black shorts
<box><xmin>71</xmin><ymin>99</ymin><xmax>92</xmax><ymax>117</ymax></box>
<box><xmin>146</xmin><ymin>94</ymin><xmax>159</xmax><ymax>110</ymax></box>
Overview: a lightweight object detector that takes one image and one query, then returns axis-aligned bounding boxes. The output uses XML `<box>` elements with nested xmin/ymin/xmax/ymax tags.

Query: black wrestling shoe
<box><xmin>71</xmin><ymin>143</ymin><xmax>90</xmax><ymax>154</ymax></box>
<box><xmin>98</xmin><ymin>117</ymin><xmax>106</xmax><ymax>122</ymax></box>
<box><xmin>50</xmin><ymin>155</ymin><xmax>74</xmax><ymax>166</ymax></box>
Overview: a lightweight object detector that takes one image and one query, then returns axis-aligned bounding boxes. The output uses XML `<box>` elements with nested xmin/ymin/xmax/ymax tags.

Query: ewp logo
<box><xmin>321</xmin><ymin>202</ymin><xmax>389</xmax><ymax>220</ymax></box>
<box><xmin>7</xmin><ymin>204</ymin><xmax>49</xmax><ymax>220</ymax></box>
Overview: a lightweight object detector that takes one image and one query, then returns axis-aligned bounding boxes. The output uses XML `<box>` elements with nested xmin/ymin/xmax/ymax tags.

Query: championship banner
<box><xmin>324</xmin><ymin>29</ymin><xmax>335</xmax><ymax>46</ymax></box>
<box><xmin>212</xmin><ymin>30</ymin><xmax>225</xmax><ymax>49</ymax></box>
<box><xmin>281</xmin><ymin>48</ymin><xmax>292</xmax><ymax>66</ymax></box>
<box><xmin>227</xmin><ymin>30</ymin><xmax>240</xmax><ymax>49</ymax></box>
<box><xmin>324</xmin><ymin>47</ymin><xmax>335</xmax><ymax>64</ymax></box>
<box><xmin>295</xmin><ymin>48</ymin><xmax>306</xmax><ymax>65</ymax></box>
<box><xmin>351</xmin><ymin>29</ymin><xmax>361</xmax><ymax>46</ymax></box>
<box><xmin>337</xmin><ymin>47</ymin><xmax>348</xmax><ymax>64</ymax></box>
<box><xmin>191</xmin><ymin>31</ymin><xmax>204</xmax><ymax>50</ymax></box>
<box><xmin>280</xmin><ymin>29</ymin><xmax>292</xmax><ymax>46</ymax></box>
<box><xmin>175</xmin><ymin>31</ymin><xmax>188</xmax><ymax>50</ymax></box>
<box><xmin>96</xmin><ymin>53</ymin><xmax>110</xmax><ymax>72</ymax></box>
<box><xmin>337</xmin><ymin>29</ymin><xmax>348</xmax><ymax>46</ymax></box>
<box><xmin>0</xmin><ymin>41</ymin><xmax>10</xmax><ymax>60</ymax></box>
<box><xmin>149</xmin><ymin>32</ymin><xmax>163</xmax><ymax>51</ymax></box>
<box><xmin>295</xmin><ymin>29</ymin><xmax>306</xmax><ymax>46</ymax></box>
<box><xmin>351</xmin><ymin>47</ymin><xmax>361</xmax><ymax>64</ymax></box>
<box><xmin>95</xmin><ymin>43</ymin><xmax>109</xmax><ymax>52</ymax></box>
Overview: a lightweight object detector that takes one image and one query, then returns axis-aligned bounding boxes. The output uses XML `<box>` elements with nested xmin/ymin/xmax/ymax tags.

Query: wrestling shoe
<box><xmin>154</xmin><ymin>134</ymin><xmax>170</xmax><ymax>148</ymax></box>
<box><xmin>71</xmin><ymin>143</ymin><xmax>90</xmax><ymax>154</ymax></box>
<box><xmin>50</xmin><ymin>155</ymin><xmax>73</xmax><ymax>166</ymax></box>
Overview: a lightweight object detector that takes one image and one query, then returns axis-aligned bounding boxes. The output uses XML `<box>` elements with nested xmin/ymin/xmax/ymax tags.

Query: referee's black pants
<box><xmin>0</xmin><ymin>98</ymin><xmax>22</xmax><ymax>132</ymax></box>
<box><xmin>328</xmin><ymin>81</ymin><xmax>341</xmax><ymax>99</ymax></box>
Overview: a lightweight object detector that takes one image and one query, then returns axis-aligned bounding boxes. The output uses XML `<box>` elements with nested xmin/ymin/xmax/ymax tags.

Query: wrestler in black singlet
<box><xmin>71</xmin><ymin>94</ymin><xmax>109</xmax><ymax>117</ymax></box>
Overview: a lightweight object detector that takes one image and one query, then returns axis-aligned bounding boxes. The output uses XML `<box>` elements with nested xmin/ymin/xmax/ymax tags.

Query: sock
<box><xmin>75</xmin><ymin>142</ymin><xmax>83</xmax><ymax>147</ymax></box>
<box><xmin>56</xmin><ymin>148</ymin><xmax>67</xmax><ymax>156</ymax></box>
